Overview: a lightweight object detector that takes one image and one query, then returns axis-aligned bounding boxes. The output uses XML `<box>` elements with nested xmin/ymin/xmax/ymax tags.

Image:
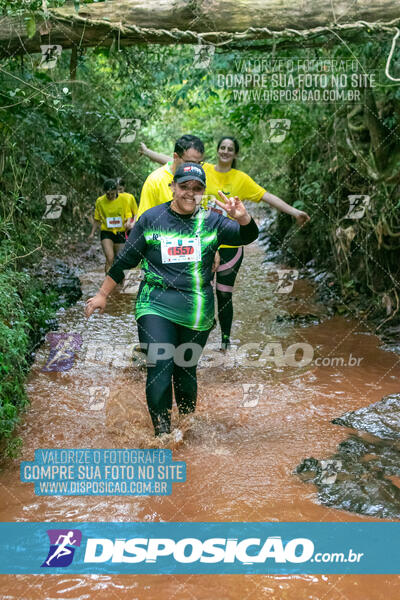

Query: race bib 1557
<box><xmin>161</xmin><ymin>236</ymin><xmax>201</xmax><ymax>264</ymax></box>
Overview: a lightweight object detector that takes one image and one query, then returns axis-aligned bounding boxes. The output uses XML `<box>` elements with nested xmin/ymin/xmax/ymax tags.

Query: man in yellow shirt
<box><xmin>89</xmin><ymin>179</ymin><xmax>133</xmax><ymax>272</ymax></box>
<box><xmin>137</xmin><ymin>134</ymin><xmax>205</xmax><ymax>219</ymax></box>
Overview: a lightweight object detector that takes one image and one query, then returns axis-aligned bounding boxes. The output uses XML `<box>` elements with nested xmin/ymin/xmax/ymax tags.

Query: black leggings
<box><xmin>137</xmin><ymin>314</ymin><xmax>211</xmax><ymax>433</ymax></box>
<box><xmin>216</xmin><ymin>246</ymin><xmax>244</xmax><ymax>341</ymax></box>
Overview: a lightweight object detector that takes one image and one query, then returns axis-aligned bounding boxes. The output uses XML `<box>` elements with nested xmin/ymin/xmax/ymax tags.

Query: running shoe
<box><xmin>154</xmin><ymin>414</ymin><xmax>171</xmax><ymax>437</ymax></box>
<box><xmin>220</xmin><ymin>335</ymin><xmax>231</xmax><ymax>351</ymax></box>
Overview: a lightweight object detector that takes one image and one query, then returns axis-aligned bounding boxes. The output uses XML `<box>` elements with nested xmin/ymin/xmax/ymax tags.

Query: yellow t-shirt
<box><xmin>202</xmin><ymin>162</ymin><xmax>266</xmax><ymax>248</ymax></box>
<box><xmin>137</xmin><ymin>162</ymin><xmax>173</xmax><ymax>219</ymax></box>
<box><xmin>94</xmin><ymin>194</ymin><xmax>133</xmax><ymax>233</ymax></box>
<box><xmin>118</xmin><ymin>192</ymin><xmax>138</xmax><ymax>217</ymax></box>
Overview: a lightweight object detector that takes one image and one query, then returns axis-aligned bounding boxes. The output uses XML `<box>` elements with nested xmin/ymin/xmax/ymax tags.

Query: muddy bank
<box><xmin>35</xmin><ymin>258</ymin><xmax>82</xmax><ymax>309</ymax></box>
<box><xmin>26</xmin><ymin>258</ymin><xmax>82</xmax><ymax>360</ymax></box>
<box><xmin>258</xmin><ymin>214</ymin><xmax>400</xmax><ymax>357</ymax></box>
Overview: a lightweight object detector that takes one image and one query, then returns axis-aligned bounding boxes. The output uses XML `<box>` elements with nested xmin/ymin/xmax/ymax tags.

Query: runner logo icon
<box><xmin>42</xmin><ymin>333</ymin><xmax>83</xmax><ymax>372</ymax></box>
<box><xmin>41</xmin><ymin>529</ymin><xmax>82</xmax><ymax>567</ymax></box>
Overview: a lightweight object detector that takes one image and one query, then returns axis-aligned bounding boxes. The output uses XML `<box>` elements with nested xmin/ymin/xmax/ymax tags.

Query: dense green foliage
<box><xmin>0</xmin><ymin>6</ymin><xmax>400</xmax><ymax>449</ymax></box>
<box><xmin>0</xmin><ymin>41</ymin><xmax>178</xmax><ymax>452</ymax></box>
<box><xmin>148</xmin><ymin>42</ymin><xmax>400</xmax><ymax>318</ymax></box>
<box><xmin>0</xmin><ymin>270</ymin><xmax>57</xmax><ymax>453</ymax></box>
<box><xmin>0</xmin><ymin>0</ymin><xmax>100</xmax><ymax>17</ymax></box>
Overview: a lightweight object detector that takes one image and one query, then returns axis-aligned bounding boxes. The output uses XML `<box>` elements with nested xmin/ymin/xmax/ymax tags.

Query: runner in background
<box><xmin>136</xmin><ymin>135</ymin><xmax>204</xmax><ymax>219</ymax></box>
<box><xmin>140</xmin><ymin>136</ymin><xmax>311</xmax><ymax>349</ymax></box>
<box><xmin>89</xmin><ymin>179</ymin><xmax>133</xmax><ymax>273</ymax></box>
<box><xmin>85</xmin><ymin>163</ymin><xmax>259</xmax><ymax>437</ymax></box>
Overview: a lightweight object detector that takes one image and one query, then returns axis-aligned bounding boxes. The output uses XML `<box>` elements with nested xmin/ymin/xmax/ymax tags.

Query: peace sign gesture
<box><xmin>214</xmin><ymin>190</ymin><xmax>251</xmax><ymax>225</ymax></box>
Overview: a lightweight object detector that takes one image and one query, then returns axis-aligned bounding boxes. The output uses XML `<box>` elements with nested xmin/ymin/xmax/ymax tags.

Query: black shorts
<box><xmin>100</xmin><ymin>230</ymin><xmax>126</xmax><ymax>244</ymax></box>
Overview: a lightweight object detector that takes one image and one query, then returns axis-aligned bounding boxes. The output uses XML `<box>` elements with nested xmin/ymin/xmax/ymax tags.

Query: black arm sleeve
<box><xmin>217</xmin><ymin>216</ymin><xmax>259</xmax><ymax>247</ymax></box>
<box><xmin>107</xmin><ymin>220</ymin><xmax>147</xmax><ymax>284</ymax></box>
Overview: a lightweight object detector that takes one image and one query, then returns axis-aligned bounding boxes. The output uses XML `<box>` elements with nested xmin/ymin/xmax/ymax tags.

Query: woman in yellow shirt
<box><xmin>141</xmin><ymin>137</ymin><xmax>310</xmax><ymax>349</ymax></box>
<box><xmin>89</xmin><ymin>179</ymin><xmax>134</xmax><ymax>273</ymax></box>
<box><xmin>203</xmin><ymin>136</ymin><xmax>309</xmax><ymax>349</ymax></box>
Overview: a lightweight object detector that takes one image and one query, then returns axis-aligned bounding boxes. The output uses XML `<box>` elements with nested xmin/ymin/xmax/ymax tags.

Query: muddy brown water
<box><xmin>1</xmin><ymin>242</ymin><xmax>400</xmax><ymax>599</ymax></box>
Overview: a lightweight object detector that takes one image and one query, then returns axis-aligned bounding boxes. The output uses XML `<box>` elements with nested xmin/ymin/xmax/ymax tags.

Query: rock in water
<box><xmin>332</xmin><ymin>393</ymin><xmax>400</xmax><ymax>440</ymax></box>
<box><xmin>36</xmin><ymin>258</ymin><xmax>82</xmax><ymax>306</ymax></box>
<box><xmin>297</xmin><ymin>394</ymin><xmax>400</xmax><ymax>519</ymax></box>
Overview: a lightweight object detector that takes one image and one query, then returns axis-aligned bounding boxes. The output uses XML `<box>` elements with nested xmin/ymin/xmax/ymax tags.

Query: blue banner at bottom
<box><xmin>0</xmin><ymin>522</ymin><xmax>398</xmax><ymax>574</ymax></box>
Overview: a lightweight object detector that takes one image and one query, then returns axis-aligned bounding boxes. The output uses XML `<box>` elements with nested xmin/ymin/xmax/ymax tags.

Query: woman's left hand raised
<box><xmin>215</xmin><ymin>191</ymin><xmax>250</xmax><ymax>224</ymax></box>
<box><xmin>293</xmin><ymin>208</ymin><xmax>310</xmax><ymax>226</ymax></box>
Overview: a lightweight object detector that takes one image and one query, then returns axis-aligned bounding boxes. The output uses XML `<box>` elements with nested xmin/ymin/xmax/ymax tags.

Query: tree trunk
<box><xmin>1</xmin><ymin>0</ymin><xmax>400</xmax><ymax>55</ymax></box>
<box><xmin>69</xmin><ymin>45</ymin><xmax>78</xmax><ymax>81</ymax></box>
<box><xmin>363</xmin><ymin>88</ymin><xmax>392</xmax><ymax>171</ymax></box>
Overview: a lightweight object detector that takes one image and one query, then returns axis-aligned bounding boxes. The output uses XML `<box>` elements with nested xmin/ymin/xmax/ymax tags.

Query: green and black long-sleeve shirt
<box><xmin>108</xmin><ymin>202</ymin><xmax>259</xmax><ymax>331</ymax></box>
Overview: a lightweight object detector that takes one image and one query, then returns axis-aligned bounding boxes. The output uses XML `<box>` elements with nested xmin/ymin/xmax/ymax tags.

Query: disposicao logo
<box><xmin>41</xmin><ymin>529</ymin><xmax>82</xmax><ymax>567</ymax></box>
<box><xmin>82</xmin><ymin>536</ymin><xmax>314</xmax><ymax>564</ymax></box>
<box><xmin>42</xmin><ymin>333</ymin><xmax>82</xmax><ymax>372</ymax></box>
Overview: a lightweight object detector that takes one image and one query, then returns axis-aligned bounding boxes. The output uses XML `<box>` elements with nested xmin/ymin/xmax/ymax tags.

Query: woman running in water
<box><xmin>140</xmin><ymin>137</ymin><xmax>310</xmax><ymax>349</ymax></box>
<box><xmin>89</xmin><ymin>179</ymin><xmax>134</xmax><ymax>273</ymax></box>
<box><xmin>85</xmin><ymin>163</ymin><xmax>259</xmax><ymax>436</ymax></box>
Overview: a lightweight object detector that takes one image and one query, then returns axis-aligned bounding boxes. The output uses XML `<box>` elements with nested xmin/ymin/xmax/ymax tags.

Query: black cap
<box><xmin>103</xmin><ymin>178</ymin><xmax>117</xmax><ymax>192</ymax></box>
<box><xmin>173</xmin><ymin>162</ymin><xmax>206</xmax><ymax>186</ymax></box>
